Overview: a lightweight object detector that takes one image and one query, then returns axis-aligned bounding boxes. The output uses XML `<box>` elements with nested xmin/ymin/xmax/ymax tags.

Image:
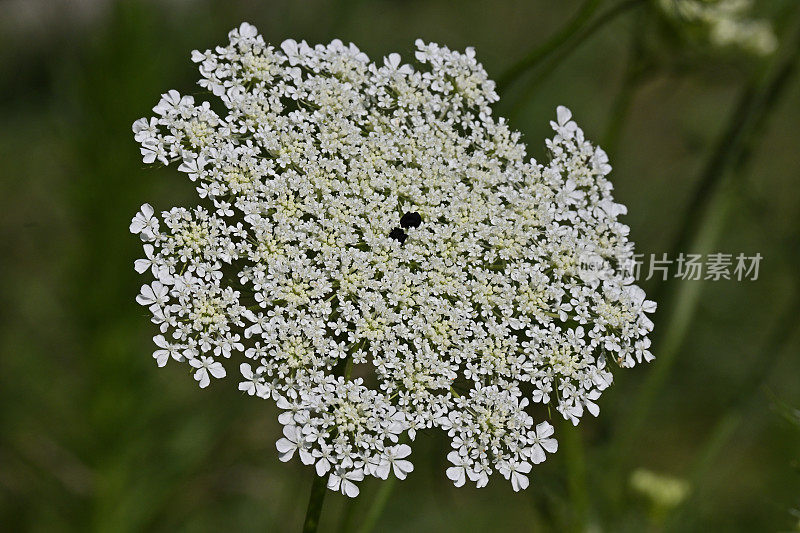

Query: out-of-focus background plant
<box><xmin>1</xmin><ymin>0</ymin><xmax>799</xmax><ymax>531</ymax></box>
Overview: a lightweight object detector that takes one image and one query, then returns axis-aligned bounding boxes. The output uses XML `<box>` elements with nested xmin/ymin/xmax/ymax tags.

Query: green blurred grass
<box><xmin>1</xmin><ymin>1</ymin><xmax>799</xmax><ymax>531</ymax></box>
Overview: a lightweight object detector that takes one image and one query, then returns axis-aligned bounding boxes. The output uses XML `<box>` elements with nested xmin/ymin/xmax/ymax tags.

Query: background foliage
<box><xmin>2</xmin><ymin>0</ymin><xmax>799</xmax><ymax>531</ymax></box>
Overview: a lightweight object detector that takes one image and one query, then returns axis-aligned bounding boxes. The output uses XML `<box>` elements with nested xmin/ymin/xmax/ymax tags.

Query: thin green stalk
<box><xmin>303</xmin><ymin>472</ymin><xmax>329</xmax><ymax>533</ymax></box>
<box><xmin>658</xmin><ymin>81</ymin><xmax>758</xmax><ymax>284</ymax></box>
<box><xmin>344</xmin><ymin>355</ymin><xmax>354</xmax><ymax>379</ymax></box>
<box><xmin>506</xmin><ymin>0</ymin><xmax>644</xmax><ymax>120</ymax></box>
<box><xmin>496</xmin><ymin>0</ymin><xmax>603</xmax><ymax>94</ymax></box>
<box><xmin>603</xmin><ymin>67</ymin><xmax>641</xmax><ymax>157</ymax></box>
<box><xmin>602</xmin><ymin>8</ymin><xmax>649</xmax><ymax>156</ymax></box>
<box><xmin>357</xmin><ymin>476</ymin><xmax>397</xmax><ymax>533</ymax></box>
<box><xmin>561</xmin><ymin>422</ymin><xmax>588</xmax><ymax>531</ymax></box>
<box><xmin>336</xmin><ymin>495</ymin><xmax>358</xmax><ymax>533</ymax></box>
<box><xmin>632</xmin><ymin>181</ymin><xmax>730</xmax><ymax>419</ymax></box>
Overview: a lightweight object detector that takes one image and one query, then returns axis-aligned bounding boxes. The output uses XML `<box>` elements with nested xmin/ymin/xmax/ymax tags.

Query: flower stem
<box><xmin>602</xmin><ymin>7</ymin><xmax>649</xmax><ymax>157</ymax></box>
<box><xmin>505</xmin><ymin>0</ymin><xmax>644</xmax><ymax>120</ymax></box>
<box><xmin>496</xmin><ymin>0</ymin><xmax>602</xmax><ymax>94</ymax></box>
<box><xmin>302</xmin><ymin>472</ymin><xmax>328</xmax><ymax>533</ymax></box>
<box><xmin>560</xmin><ymin>422</ymin><xmax>588</xmax><ymax>528</ymax></box>
<box><xmin>357</xmin><ymin>476</ymin><xmax>397</xmax><ymax>533</ymax></box>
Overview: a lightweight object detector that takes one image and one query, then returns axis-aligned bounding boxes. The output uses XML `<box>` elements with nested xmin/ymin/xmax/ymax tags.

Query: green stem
<box><xmin>336</xmin><ymin>495</ymin><xmax>358</xmax><ymax>533</ymax></box>
<box><xmin>496</xmin><ymin>0</ymin><xmax>603</xmax><ymax>94</ymax></box>
<box><xmin>602</xmin><ymin>7</ymin><xmax>648</xmax><ymax>156</ymax></box>
<box><xmin>506</xmin><ymin>0</ymin><xmax>644</xmax><ymax>120</ymax></box>
<box><xmin>561</xmin><ymin>422</ymin><xmax>588</xmax><ymax>531</ymax></box>
<box><xmin>345</xmin><ymin>355</ymin><xmax>354</xmax><ymax>380</ymax></box>
<box><xmin>357</xmin><ymin>476</ymin><xmax>397</xmax><ymax>533</ymax></box>
<box><xmin>302</xmin><ymin>472</ymin><xmax>328</xmax><ymax>533</ymax></box>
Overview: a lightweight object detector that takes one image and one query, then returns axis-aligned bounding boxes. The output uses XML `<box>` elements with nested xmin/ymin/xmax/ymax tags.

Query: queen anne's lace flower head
<box><xmin>131</xmin><ymin>22</ymin><xmax>655</xmax><ymax>497</ymax></box>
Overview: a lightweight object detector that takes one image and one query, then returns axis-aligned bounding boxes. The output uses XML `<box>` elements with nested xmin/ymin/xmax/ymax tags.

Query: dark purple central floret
<box><xmin>400</xmin><ymin>211</ymin><xmax>422</xmax><ymax>229</ymax></box>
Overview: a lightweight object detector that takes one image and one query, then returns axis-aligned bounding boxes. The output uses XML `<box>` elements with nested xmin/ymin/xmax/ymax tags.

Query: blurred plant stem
<box><xmin>505</xmin><ymin>0</ymin><xmax>645</xmax><ymax>121</ymax></box>
<box><xmin>356</xmin><ymin>475</ymin><xmax>397</xmax><ymax>533</ymax></box>
<box><xmin>560</xmin><ymin>422</ymin><xmax>589</xmax><ymax>531</ymax></box>
<box><xmin>337</xmin><ymin>496</ymin><xmax>358</xmax><ymax>533</ymax></box>
<box><xmin>496</xmin><ymin>0</ymin><xmax>602</xmax><ymax>95</ymax></box>
<box><xmin>303</xmin><ymin>473</ymin><xmax>328</xmax><ymax>533</ymax></box>
<box><xmin>608</xmin><ymin>9</ymin><xmax>800</xmax><ymax>507</ymax></box>
<box><xmin>602</xmin><ymin>7</ymin><xmax>650</xmax><ymax>157</ymax></box>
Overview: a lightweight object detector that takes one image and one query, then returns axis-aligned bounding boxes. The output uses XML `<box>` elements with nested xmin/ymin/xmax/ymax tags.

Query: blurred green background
<box><xmin>2</xmin><ymin>0</ymin><xmax>799</xmax><ymax>531</ymax></box>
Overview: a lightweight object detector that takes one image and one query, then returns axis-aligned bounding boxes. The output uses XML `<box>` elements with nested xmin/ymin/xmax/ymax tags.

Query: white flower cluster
<box><xmin>658</xmin><ymin>0</ymin><xmax>778</xmax><ymax>55</ymax></box>
<box><xmin>130</xmin><ymin>22</ymin><xmax>655</xmax><ymax>497</ymax></box>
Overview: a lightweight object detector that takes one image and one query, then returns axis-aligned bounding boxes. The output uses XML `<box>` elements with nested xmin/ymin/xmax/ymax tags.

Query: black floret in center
<box><xmin>400</xmin><ymin>211</ymin><xmax>422</xmax><ymax>229</ymax></box>
<box><xmin>389</xmin><ymin>227</ymin><xmax>407</xmax><ymax>244</ymax></box>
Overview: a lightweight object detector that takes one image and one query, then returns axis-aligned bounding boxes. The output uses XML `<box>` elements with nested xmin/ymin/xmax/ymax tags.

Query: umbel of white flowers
<box><xmin>130</xmin><ymin>22</ymin><xmax>655</xmax><ymax>497</ymax></box>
